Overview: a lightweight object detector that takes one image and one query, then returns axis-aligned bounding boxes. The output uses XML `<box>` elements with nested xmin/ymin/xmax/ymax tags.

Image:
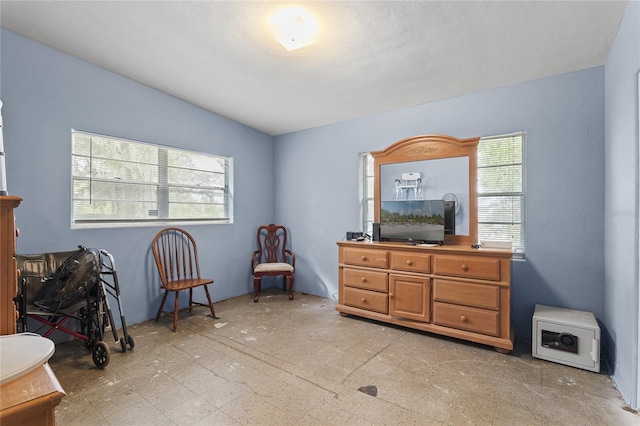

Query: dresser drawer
<box><xmin>433</xmin><ymin>302</ymin><xmax>499</xmax><ymax>336</ymax></box>
<box><xmin>343</xmin><ymin>287</ymin><xmax>388</xmax><ymax>314</ymax></box>
<box><xmin>390</xmin><ymin>252</ymin><xmax>430</xmax><ymax>273</ymax></box>
<box><xmin>433</xmin><ymin>255</ymin><xmax>501</xmax><ymax>281</ymax></box>
<box><xmin>343</xmin><ymin>247</ymin><xmax>389</xmax><ymax>269</ymax></box>
<box><xmin>343</xmin><ymin>268</ymin><xmax>388</xmax><ymax>292</ymax></box>
<box><xmin>433</xmin><ymin>279</ymin><xmax>499</xmax><ymax>310</ymax></box>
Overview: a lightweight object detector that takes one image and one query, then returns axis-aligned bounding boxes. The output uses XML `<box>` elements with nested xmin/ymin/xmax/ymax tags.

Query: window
<box><xmin>359</xmin><ymin>132</ymin><xmax>525</xmax><ymax>256</ymax></box>
<box><xmin>359</xmin><ymin>152</ymin><xmax>375</xmax><ymax>235</ymax></box>
<box><xmin>71</xmin><ymin>130</ymin><xmax>232</xmax><ymax>228</ymax></box>
<box><xmin>477</xmin><ymin>132</ymin><xmax>525</xmax><ymax>255</ymax></box>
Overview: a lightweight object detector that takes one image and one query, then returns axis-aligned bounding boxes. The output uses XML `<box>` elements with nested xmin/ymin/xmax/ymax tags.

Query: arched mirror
<box><xmin>372</xmin><ymin>134</ymin><xmax>479</xmax><ymax>245</ymax></box>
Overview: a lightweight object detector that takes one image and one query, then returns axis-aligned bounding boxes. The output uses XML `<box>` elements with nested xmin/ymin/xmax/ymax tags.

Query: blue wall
<box><xmin>275</xmin><ymin>67</ymin><xmax>606</xmax><ymax>342</ymax></box>
<box><xmin>1</xmin><ymin>29</ymin><xmax>275</xmax><ymax>326</ymax></box>
<box><xmin>604</xmin><ymin>1</ymin><xmax>640</xmax><ymax>410</ymax></box>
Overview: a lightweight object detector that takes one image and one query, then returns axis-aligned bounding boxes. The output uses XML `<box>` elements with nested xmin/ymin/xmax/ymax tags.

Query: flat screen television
<box><xmin>379</xmin><ymin>200</ymin><xmax>445</xmax><ymax>244</ymax></box>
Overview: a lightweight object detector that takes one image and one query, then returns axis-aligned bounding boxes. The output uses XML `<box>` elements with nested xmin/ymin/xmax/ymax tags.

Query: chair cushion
<box><xmin>254</xmin><ymin>262</ymin><xmax>294</xmax><ymax>273</ymax></box>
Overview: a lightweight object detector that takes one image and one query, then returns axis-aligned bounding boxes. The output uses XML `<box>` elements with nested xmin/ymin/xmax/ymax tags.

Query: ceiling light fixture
<box><xmin>269</xmin><ymin>7</ymin><xmax>319</xmax><ymax>51</ymax></box>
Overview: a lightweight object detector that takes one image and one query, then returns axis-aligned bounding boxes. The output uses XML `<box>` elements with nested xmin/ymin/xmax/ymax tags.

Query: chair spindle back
<box><xmin>152</xmin><ymin>227</ymin><xmax>201</xmax><ymax>286</ymax></box>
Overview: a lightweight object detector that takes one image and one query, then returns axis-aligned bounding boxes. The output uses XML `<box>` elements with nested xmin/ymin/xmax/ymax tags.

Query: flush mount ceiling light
<box><xmin>269</xmin><ymin>7</ymin><xmax>319</xmax><ymax>51</ymax></box>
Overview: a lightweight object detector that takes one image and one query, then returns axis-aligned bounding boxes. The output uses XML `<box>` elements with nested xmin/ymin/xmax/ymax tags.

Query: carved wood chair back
<box><xmin>256</xmin><ymin>224</ymin><xmax>289</xmax><ymax>264</ymax></box>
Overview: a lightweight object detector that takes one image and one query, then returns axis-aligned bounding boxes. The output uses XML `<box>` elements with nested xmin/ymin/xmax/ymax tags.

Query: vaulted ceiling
<box><xmin>0</xmin><ymin>1</ymin><xmax>628</xmax><ymax>136</ymax></box>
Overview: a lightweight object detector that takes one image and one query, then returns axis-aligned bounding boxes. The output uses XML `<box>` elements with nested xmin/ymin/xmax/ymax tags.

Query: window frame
<box><xmin>71</xmin><ymin>130</ymin><xmax>233</xmax><ymax>229</ymax></box>
<box><xmin>359</xmin><ymin>152</ymin><xmax>375</xmax><ymax>235</ymax></box>
<box><xmin>477</xmin><ymin>132</ymin><xmax>525</xmax><ymax>257</ymax></box>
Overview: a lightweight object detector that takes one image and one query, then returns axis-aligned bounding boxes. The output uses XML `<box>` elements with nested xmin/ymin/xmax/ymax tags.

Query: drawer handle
<box><xmin>361</xmin><ymin>277</ymin><xmax>367</xmax><ymax>282</ymax></box>
<box><xmin>461</xmin><ymin>264</ymin><xmax>468</xmax><ymax>271</ymax></box>
<box><xmin>406</xmin><ymin>260</ymin><xmax>413</xmax><ymax>266</ymax></box>
<box><xmin>361</xmin><ymin>256</ymin><xmax>367</xmax><ymax>261</ymax></box>
<box><xmin>460</xmin><ymin>315</ymin><xmax>468</xmax><ymax>322</ymax></box>
<box><xmin>361</xmin><ymin>297</ymin><xmax>366</xmax><ymax>303</ymax></box>
<box><xmin>389</xmin><ymin>293</ymin><xmax>394</xmax><ymax>298</ymax></box>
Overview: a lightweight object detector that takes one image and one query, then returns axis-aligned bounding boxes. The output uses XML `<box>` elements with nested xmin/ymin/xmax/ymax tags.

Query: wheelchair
<box><xmin>15</xmin><ymin>246</ymin><xmax>134</xmax><ymax>368</ymax></box>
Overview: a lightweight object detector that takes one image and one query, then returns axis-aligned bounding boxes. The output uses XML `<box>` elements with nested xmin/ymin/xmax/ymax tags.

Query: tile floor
<box><xmin>48</xmin><ymin>288</ymin><xmax>638</xmax><ymax>425</ymax></box>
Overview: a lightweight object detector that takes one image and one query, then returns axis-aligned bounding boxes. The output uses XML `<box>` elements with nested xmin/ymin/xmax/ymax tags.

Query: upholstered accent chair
<box><xmin>251</xmin><ymin>224</ymin><xmax>295</xmax><ymax>302</ymax></box>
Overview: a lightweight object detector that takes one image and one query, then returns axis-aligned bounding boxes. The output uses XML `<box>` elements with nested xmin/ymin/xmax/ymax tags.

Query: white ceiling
<box><xmin>0</xmin><ymin>1</ymin><xmax>628</xmax><ymax>136</ymax></box>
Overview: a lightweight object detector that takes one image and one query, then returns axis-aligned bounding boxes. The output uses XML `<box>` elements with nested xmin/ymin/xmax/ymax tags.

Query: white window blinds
<box><xmin>71</xmin><ymin>130</ymin><xmax>232</xmax><ymax>227</ymax></box>
<box><xmin>477</xmin><ymin>132</ymin><xmax>525</xmax><ymax>255</ymax></box>
<box><xmin>360</xmin><ymin>152</ymin><xmax>375</xmax><ymax>234</ymax></box>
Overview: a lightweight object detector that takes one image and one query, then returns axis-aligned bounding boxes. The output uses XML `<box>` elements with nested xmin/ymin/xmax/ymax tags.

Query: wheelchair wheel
<box><xmin>119</xmin><ymin>337</ymin><xmax>127</xmax><ymax>353</ymax></box>
<box><xmin>92</xmin><ymin>341</ymin><xmax>110</xmax><ymax>368</ymax></box>
<box><xmin>127</xmin><ymin>334</ymin><xmax>135</xmax><ymax>349</ymax></box>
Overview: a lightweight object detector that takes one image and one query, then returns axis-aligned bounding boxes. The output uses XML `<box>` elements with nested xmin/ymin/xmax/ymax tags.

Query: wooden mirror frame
<box><xmin>371</xmin><ymin>134</ymin><xmax>479</xmax><ymax>245</ymax></box>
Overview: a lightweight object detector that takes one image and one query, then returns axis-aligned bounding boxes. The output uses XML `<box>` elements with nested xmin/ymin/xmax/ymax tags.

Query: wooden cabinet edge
<box><xmin>0</xmin><ymin>196</ymin><xmax>22</xmax><ymax>336</ymax></box>
<box><xmin>0</xmin><ymin>363</ymin><xmax>66</xmax><ymax>425</ymax></box>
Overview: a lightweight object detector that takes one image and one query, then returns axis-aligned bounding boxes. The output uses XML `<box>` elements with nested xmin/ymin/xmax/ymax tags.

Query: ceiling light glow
<box><xmin>269</xmin><ymin>7</ymin><xmax>319</xmax><ymax>51</ymax></box>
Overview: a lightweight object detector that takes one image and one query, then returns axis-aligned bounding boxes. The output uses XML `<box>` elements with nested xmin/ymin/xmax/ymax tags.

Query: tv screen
<box><xmin>380</xmin><ymin>200</ymin><xmax>445</xmax><ymax>243</ymax></box>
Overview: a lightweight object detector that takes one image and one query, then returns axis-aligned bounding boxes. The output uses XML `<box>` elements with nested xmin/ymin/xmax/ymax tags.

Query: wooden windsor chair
<box><xmin>151</xmin><ymin>227</ymin><xmax>218</xmax><ymax>331</ymax></box>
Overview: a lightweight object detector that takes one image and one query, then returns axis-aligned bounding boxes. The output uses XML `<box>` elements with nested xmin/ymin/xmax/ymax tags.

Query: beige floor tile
<box><xmin>182</xmin><ymin>373</ymin><xmax>247</xmax><ymax>409</ymax></box>
<box><xmin>217</xmin><ymin>391</ymin><xmax>304</xmax><ymax>424</ymax></box>
<box><xmin>443</xmin><ymin>387</ymin><xmax>499</xmax><ymax>425</ymax></box>
<box><xmin>194</xmin><ymin>408</ymin><xmax>241</xmax><ymax>425</ymax></box>
<box><xmin>491</xmin><ymin>399</ymin><xmax>543</xmax><ymax>426</ymax></box>
<box><xmin>54</xmin><ymin>394</ymin><xmax>110</xmax><ymax>426</ymax></box>
<box><xmin>584</xmin><ymin>392</ymin><xmax>640</xmax><ymax>426</ymax></box>
<box><xmin>43</xmin><ymin>288</ymin><xmax>637</xmax><ymax>426</ymax></box>
<box><xmin>124</xmin><ymin>369</ymin><xmax>180</xmax><ymax>399</ymax></box>
<box><xmin>161</xmin><ymin>396</ymin><xmax>219</xmax><ymax>425</ymax></box>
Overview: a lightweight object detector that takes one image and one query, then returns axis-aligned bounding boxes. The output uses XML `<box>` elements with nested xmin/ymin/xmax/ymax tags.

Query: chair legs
<box><xmin>153</xmin><ymin>289</ymin><xmax>178</xmax><ymax>332</ymax></box>
<box><xmin>156</xmin><ymin>286</ymin><xmax>217</xmax><ymax>332</ymax></box>
<box><xmin>253</xmin><ymin>275</ymin><xmax>294</xmax><ymax>302</ymax></box>
<box><xmin>253</xmin><ymin>277</ymin><xmax>261</xmax><ymax>302</ymax></box>
<box><xmin>173</xmin><ymin>291</ymin><xmax>179</xmax><ymax>332</ymax></box>
<box><xmin>203</xmin><ymin>285</ymin><xmax>217</xmax><ymax>318</ymax></box>
<box><xmin>287</xmin><ymin>275</ymin><xmax>294</xmax><ymax>301</ymax></box>
<box><xmin>156</xmin><ymin>290</ymin><xmax>170</xmax><ymax>322</ymax></box>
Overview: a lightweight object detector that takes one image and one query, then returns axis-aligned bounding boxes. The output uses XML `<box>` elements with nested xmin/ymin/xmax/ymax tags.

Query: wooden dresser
<box><xmin>0</xmin><ymin>363</ymin><xmax>65</xmax><ymax>426</ymax></box>
<box><xmin>337</xmin><ymin>241</ymin><xmax>514</xmax><ymax>352</ymax></box>
<box><xmin>0</xmin><ymin>195</ymin><xmax>22</xmax><ymax>335</ymax></box>
<box><xmin>0</xmin><ymin>196</ymin><xmax>66</xmax><ymax>425</ymax></box>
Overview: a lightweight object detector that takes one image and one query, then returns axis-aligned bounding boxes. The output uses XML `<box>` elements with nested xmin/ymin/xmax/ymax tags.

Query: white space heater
<box><xmin>532</xmin><ymin>304</ymin><xmax>600</xmax><ymax>373</ymax></box>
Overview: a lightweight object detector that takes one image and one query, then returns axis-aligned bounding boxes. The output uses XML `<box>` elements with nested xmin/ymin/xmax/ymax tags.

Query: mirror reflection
<box><xmin>380</xmin><ymin>156</ymin><xmax>469</xmax><ymax>235</ymax></box>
